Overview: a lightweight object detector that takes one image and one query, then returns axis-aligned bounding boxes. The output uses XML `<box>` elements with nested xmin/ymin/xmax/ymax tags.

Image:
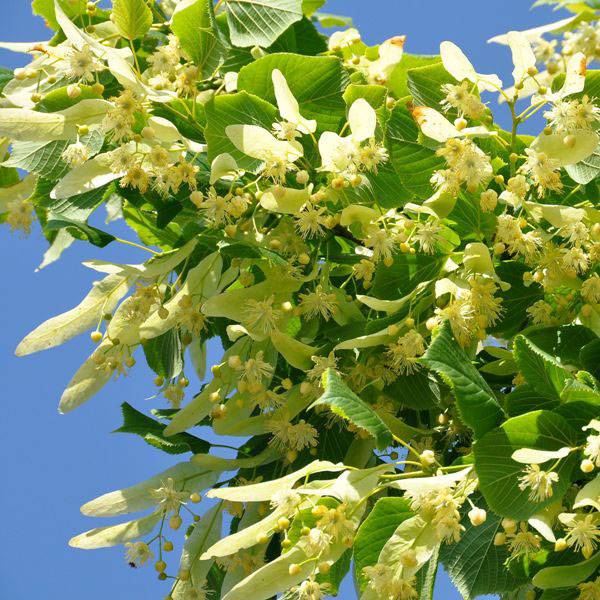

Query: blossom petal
<box><xmin>271</xmin><ymin>68</ymin><xmax>316</xmax><ymax>134</ymax></box>
<box><xmin>440</xmin><ymin>40</ymin><xmax>502</xmax><ymax>92</ymax></box>
<box><xmin>506</xmin><ymin>31</ymin><xmax>537</xmax><ymax>84</ymax></box>
<box><xmin>348</xmin><ymin>98</ymin><xmax>376</xmax><ymax>142</ymax></box>
<box><xmin>533</xmin><ymin>129</ymin><xmax>598</xmax><ymax>166</ymax></box>
<box><xmin>226</xmin><ymin>124</ymin><xmax>303</xmax><ymax>162</ymax></box>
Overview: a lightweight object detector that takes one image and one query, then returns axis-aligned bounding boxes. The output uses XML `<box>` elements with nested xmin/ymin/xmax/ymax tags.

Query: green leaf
<box><xmin>533</xmin><ymin>552</ymin><xmax>600</xmax><ymax>590</ymax></box>
<box><xmin>112</xmin><ymin>0</ymin><xmax>152</xmax><ymax>40</ymax></box>
<box><xmin>268</xmin><ymin>17</ymin><xmax>327</xmax><ymax>55</ymax></box>
<box><xmin>506</xmin><ymin>384</ymin><xmax>558</xmax><ymax>417</ymax></box>
<box><xmin>301</xmin><ymin>0</ymin><xmax>325</xmax><ymax>16</ymax></box>
<box><xmin>205</xmin><ymin>90</ymin><xmax>278</xmax><ymax>171</ymax></box>
<box><xmin>142</xmin><ymin>328</ymin><xmax>183</xmax><ymax>380</ymax></box>
<box><xmin>387</xmin><ymin>54</ymin><xmax>441</xmax><ymax>99</ymax></box>
<box><xmin>513</xmin><ymin>335</ymin><xmax>572</xmax><ymax>401</ymax></box>
<box><xmin>526</xmin><ymin>325</ymin><xmax>597</xmax><ymax>371</ymax></box>
<box><xmin>490</xmin><ymin>261</ymin><xmax>544</xmax><ymax>338</ymax></box>
<box><xmin>343</xmin><ymin>84</ymin><xmax>388</xmax><ymax>109</ymax></box>
<box><xmin>171</xmin><ymin>0</ymin><xmax>227</xmax><ymax>78</ymax></box>
<box><xmin>353</xmin><ymin>497</ymin><xmax>413</xmax><ymax>591</ymax></box>
<box><xmin>371</xmin><ymin>253</ymin><xmax>445</xmax><ymax>300</ymax></box>
<box><xmin>122</xmin><ymin>202</ymin><xmax>181</xmax><ymax>249</ymax></box>
<box><xmin>421</xmin><ymin>322</ymin><xmax>504</xmax><ymax>438</ymax></box>
<box><xmin>224</xmin><ymin>0</ymin><xmax>303</xmax><ymax>48</ymax></box>
<box><xmin>384</xmin><ymin>371</ymin><xmax>441</xmax><ymax>410</ymax></box>
<box><xmin>0</xmin><ymin>67</ymin><xmax>12</xmax><ymax>94</ymax></box>
<box><xmin>447</xmin><ymin>193</ymin><xmax>497</xmax><ymax>242</ymax></box>
<box><xmin>440</xmin><ymin>502</ymin><xmax>525</xmax><ymax>598</ymax></box>
<box><xmin>473</xmin><ymin>410</ymin><xmax>578</xmax><ymax>520</ymax></box>
<box><xmin>407</xmin><ymin>62</ymin><xmax>459</xmax><ymax>112</ymax></box>
<box><xmin>237</xmin><ymin>53</ymin><xmax>348</xmax><ymax>133</ymax></box>
<box><xmin>115</xmin><ymin>402</ymin><xmax>210</xmax><ymax>455</ymax></box>
<box><xmin>4</xmin><ymin>140</ymin><xmax>69</xmax><ymax>181</ymax></box>
<box><xmin>556</xmin><ymin>380</ymin><xmax>600</xmax><ymax>434</ymax></box>
<box><xmin>310</xmin><ymin>368</ymin><xmax>393</xmax><ymax>450</ymax></box>
<box><xmin>580</xmin><ymin>338</ymin><xmax>600</xmax><ymax>379</ymax></box>
<box><xmin>45</xmin><ymin>217</ymin><xmax>115</xmax><ymax>247</ymax></box>
<box><xmin>32</xmin><ymin>0</ymin><xmax>85</xmax><ymax>30</ymax></box>
<box><xmin>388</xmin><ymin>140</ymin><xmax>444</xmax><ymax>199</ymax></box>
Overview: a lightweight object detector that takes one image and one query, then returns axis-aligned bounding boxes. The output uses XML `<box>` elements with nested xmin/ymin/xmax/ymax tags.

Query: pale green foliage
<box><xmin>2</xmin><ymin>0</ymin><xmax>600</xmax><ymax>598</ymax></box>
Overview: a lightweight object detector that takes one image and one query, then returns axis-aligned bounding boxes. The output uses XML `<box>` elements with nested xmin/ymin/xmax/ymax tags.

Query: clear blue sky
<box><xmin>0</xmin><ymin>1</ymin><xmax>565</xmax><ymax>598</ymax></box>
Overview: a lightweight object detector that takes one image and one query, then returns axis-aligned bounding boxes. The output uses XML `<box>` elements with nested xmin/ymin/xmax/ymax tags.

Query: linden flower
<box><xmin>121</xmin><ymin>165</ymin><xmax>149</xmax><ymax>193</ymax></box>
<box><xmin>64</xmin><ymin>44</ymin><xmax>102</xmax><ymax>81</ymax></box>
<box><xmin>292</xmin><ymin>578</ymin><xmax>330</xmax><ymax>600</ymax></box>
<box><xmin>583</xmin><ymin>420</ymin><xmax>600</xmax><ymax>467</ymax></box>
<box><xmin>562</xmin><ymin>247</ymin><xmax>589</xmax><ymax>274</ymax></box>
<box><xmin>315</xmin><ymin>504</ymin><xmax>355</xmax><ymax>541</ymax></box>
<box><xmin>363</xmin><ymin>224</ymin><xmax>397</xmax><ymax>262</ymax></box>
<box><xmin>507</xmin><ymin>523</ymin><xmax>542</xmax><ymax>556</ymax></box>
<box><xmin>480</xmin><ymin>189</ymin><xmax>498</xmax><ymax>212</ymax></box>
<box><xmin>108</xmin><ymin>145</ymin><xmax>136</xmax><ymax>173</ymax></box>
<box><xmin>244</xmin><ymin>295</ymin><xmax>282</xmax><ymax>335</ymax></box>
<box><xmin>306</xmin><ymin>353</ymin><xmax>338</xmax><ymax>381</ymax></box>
<box><xmin>226</xmin><ymin>123</ymin><xmax>303</xmax><ymax>183</ymax></box>
<box><xmin>319</xmin><ymin>98</ymin><xmax>383</xmax><ymax>175</ymax></box>
<box><xmin>238</xmin><ymin>351</ymin><xmax>274</xmax><ymax>388</ymax></box>
<box><xmin>124</xmin><ymin>541</ymin><xmax>153</xmax><ymax>568</ymax></box>
<box><xmin>386</xmin><ymin>329</ymin><xmax>426</xmax><ymax>375</ymax></box>
<box><xmin>413</xmin><ymin>220</ymin><xmax>443</xmax><ymax>254</ymax></box>
<box><xmin>499</xmin><ymin>174</ymin><xmax>530</xmax><ymax>208</ymax></box>
<box><xmin>146</xmin><ymin>35</ymin><xmax>180</xmax><ymax>77</ymax></box>
<box><xmin>519</xmin><ymin>149</ymin><xmax>563</xmax><ymax>197</ymax></box>
<box><xmin>302</xmin><ymin>527</ymin><xmax>332</xmax><ymax>556</ymax></box>
<box><xmin>295</xmin><ymin>205</ymin><xmax>327</xmax><ymax>239</ymax></box>
<box><xmin>582</xmin><ymin>274</ymin><xmax>600</xmax><ymax>304</ymax></box>
<box><xmin>5</xmin><ymin>198</ymin><xmax>34</xmax><ymax>235</ymax></box>
<box><xmin>270</xmin><ymin>489</ymin><xmax>301</xmax><ymax>513</ymax></box>
<box><xmin>563</xmin><ymin>22</ymin><xmax>600</xmax><ymax>59</ymax></box>
<box><xmin>468</xmin><ymin>277</ymin><xmax>503</xmax><ymax>327</ymax></box>
<box><xmin>563</xmin><ymin>513</ymin><xmax>600</xmax><ymax>559</ymax></box>
<box><xmin>363</xmin><ymin>564</ymin><xmax>418</xmax><ymax>600</ymax></box>
<box><xmin>435</xmin><ymin>138</ymin><xmax>493</xmax><ymax>192</ymax></box>
<box><xmin>163</xmin><ymin>384</ymin><xmax>184</xmax><ymax>409</ymax></box>
<box><xmin>527</xmin><ymin>299</ymin><xmax>555</xmax><ymax>326</ymax></box>
<box><xmin>150</xmin><ymin>477</ymin><xmax>188</xmax><ymax>514</ymax></box>
<box><xmin>518</xmin><ymin>464</ymin><xmax>559</xmax><ymax>502</ymax></box>
<box><xmin>435</xmin><ymin>299</ymin><xmax>474</xmax><ymax>347</ymax></box>
<box><xmin>353</xmin><ymin>258</ymin><xmax>376</xmax><ymax>284</ymax></box>
<box><xmin>578</xmin><ymin>576</ymin><xmax>600</xmax><ymax>600</ymax></box>
<box><xmin>441</xmin><ymin>81</ymin><xmax>487</xmax><ymax>119</ymax></box>
<box><xmin>61</xmin><ymin>140</ymin><xmax>90</xmax><ymax>166</ymax></box>
<box><xmin>545</xmin><ymin>97</ymin><xmax>600</xmax><ymax>133</ymax></box>
<box><xmin>298</xmin><ymin>285</ymin><xmax>339</xmax><ymax>321</ymax></box>
<box><xmin>267</xmin><ymin>413</ymin><xmax>318</xmax><ymax>451</ymax></box>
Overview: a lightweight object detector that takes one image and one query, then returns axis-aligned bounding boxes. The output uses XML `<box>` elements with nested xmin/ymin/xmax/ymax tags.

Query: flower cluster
<box><xmin>2</xmin><ymin>1</ymin><xmax>600</xmax><ymax>599</ymax></box>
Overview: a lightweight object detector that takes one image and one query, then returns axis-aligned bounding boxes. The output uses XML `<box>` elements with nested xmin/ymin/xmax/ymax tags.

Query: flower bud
<box><xmin>554</xmin><ymin>538</ymin><xmax>568</xmax><ymax>552</ymax></box>
<box><xmin>67</xmin><ymin>84</ymin><xmax>81</xmax><ymax>99</ymax></box>
<box><xmin>493</xmin><ymin>532</ymin><xmax>506</xmax><ymax>546</ymax></box>
<box><xmin>581</xmin><ymin>458</ymin><xmax>595</xmax><ymax>473</ymax></box>
<box><xmin>90</xmin><ymin>331</ymin><xmax>103</xmax><ymax>343</ymax></box>
<box><xmin>468</xmin><ymin>507</ymin><xmax>487</xmax><ymax>526</ymax></box>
